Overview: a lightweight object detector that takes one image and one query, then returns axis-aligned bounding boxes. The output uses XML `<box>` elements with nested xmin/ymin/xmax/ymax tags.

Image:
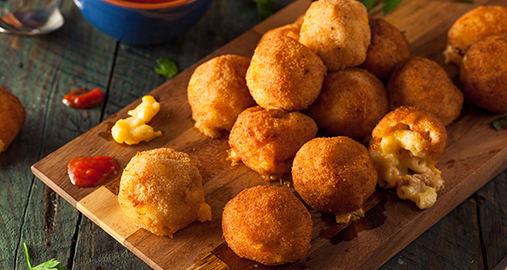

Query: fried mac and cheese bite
<box><xmin>228</xmin><ymin>106</ymin><xmax>318</xmax><ymax>180</ymax></box>
<box><xmin>292</xmin><ymin>137</ymin><xmax>377</xmax><ymax>223</ymax></box>
<box><xmin>299</xmin><ymin>0</ymin><xmax>370</xmax><ymax>71</ymax></box>
<box><xmin>118</xmin><ymin>148</ymin><xmax>212</xmax><ymax>237</ymax></box>
<box><xmin>306</xmin><ymin>68</ymin><xmax>388</xmax><ymax>140</ymax></box>
<box><xmin>460</xmin><ymin>34</ymin><xmax>507</xmax><ymax>113</ymax></box>
<box><xmin>188</xmin><ymin>54</ymin><xmax>256</xmax><ymax>138</ymax></box>
<box><xmin>369</xmin><ymin>106</ymin><xmax>447</xmax><ymax>209</ymax></box>
<box><xmin>222</xmin><ymin>185</ymin><xmax>312</xmax><ymax>266</ymax></box>
<box><xmin>359</xmin><ymin>17</ymin><xmax>410</xmax><ymax>81</ymax></box>
<box><xmin>444</xmin><ymin>5</ymin><xmax>507</xmax><ymax>66</ymax></box>
<box><xmin>246</xmin><ymin>35</ymin><xmax>327</xmax><ymax>111</ymax></box>
<box><xmin>0</xmin><ymin>86</ymin><xmax>25</xmax><ymax>153</ymax></box>
<box><xmin>387</xmin><ymin>56</ymin><xmax>464</xmax><ymax>126</ymax></box>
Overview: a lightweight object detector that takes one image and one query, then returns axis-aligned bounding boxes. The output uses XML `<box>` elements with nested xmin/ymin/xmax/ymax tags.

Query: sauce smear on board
<box><xmin>67</xmin><ymin>156</ymin><xmax>119</xmax><ymax>188</ymax></box>
<box><xmin>62</xmin><ymin>88</ymin><xmax>105</xmax><ymax>109</ymax></box>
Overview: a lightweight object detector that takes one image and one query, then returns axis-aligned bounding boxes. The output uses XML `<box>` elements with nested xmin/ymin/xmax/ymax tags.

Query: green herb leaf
<box><xmin>492</xmin><ymin>116</ymin><xmax>507</xmax><ymax>131</ymax></box>
<box><xmin>154</xmin><ymin>58</ymin><xmax>179</xmax><ymax>79</ymax></box>
<box><xmin>358</xmin><ymin>0</ymin><xmax>376</xmax><ymax>10</ymax></box>
<box><xmin>32</xmin><ymin>259</ymin><xmax>68</xmax><ymax>270</ymax></box>
<box><xmin>24</xmin><ymin>243</ymin><xmax>69</xmax><ymax>270</ymax></box>
<box><xmin>383</xmin><ymin>0</ymin><xmax>403</xmax><ymax>15</ymax></box>
<box><xmin>254</xmin><ymin>0</ymin><xmax>274</xmax><ymax>21</ymax></box>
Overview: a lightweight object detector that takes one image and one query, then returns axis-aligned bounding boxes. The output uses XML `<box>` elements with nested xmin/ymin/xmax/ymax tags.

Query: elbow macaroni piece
<box><xmin>112</xmin><ymin>95</ymin><xmax>162</xmax><ymax>145</ymax></box>
<box><xmin>128</xmin><ymin>95</ymin><xmax>160</xmax><ymax>123</ymax></box>
<box><xmin>111</xmin><ymin>117</ymin><xmax>162</xmax><ymax>145</ymax></box>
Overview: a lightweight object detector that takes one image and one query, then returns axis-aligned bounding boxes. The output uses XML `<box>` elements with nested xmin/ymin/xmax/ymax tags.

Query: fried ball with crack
<box><xmin>460</xmin><ymin>34</ymin><xmax>507</xmax><ymax>113</ymax></box>
<box><xmin>228</xmin><ymin>106</ymin><xmax>318</xmax><ymax>180</ymax></box>
<box><xmin>369</xmin><ymin>106</ymin><xmax>447</xmax><ymax>209</ymax></box>
<box><xmin>292</xmin><ymin>136</ymin><xmax>377</xmax><ymax>221</ymax></box>
<box><xmin>188</xmin><ymin>54</ymin><xmax>256</xmax><ymax>139</ymax></box>
<box><xmin>359</xmin><ymin>17</ymin><xmax>410</xmax><ymax>81</ymax></box>
<box><xmin>118</xmin><ymin>148</ymin><xmax>212</xmax><ymax>237</ymax></box>
<box><xmin>444</xmin><ymin>5</ymin><xmax>507</xmax><ymax>66</ymax></box>
<box><xmin>299</xmin><ymin>0</ymin><xmax>370</xmax><ymax>71</ymax></box>
<box><xmin>222</xmin><ymin>185</ymin><xmax>312</xmax><ymax>266</ymax></box>
<box><xmin>306</xmin><ymin>68</ymin><xmax>388</xmax><ymax>140</ymax></box>
<box><xmin>246</xmin><ymin>35</ymin><xmax>327</xmax><ymax>111</ymax></box>
<box><xmin>387</xmin><ymin>56</ymin><xmax>464</xmax><ymax>126</ymax></box>
<box><xmin>0</xmin><ymin>86</ymin><xmax>25</xmax><ymax>153</ymax></box>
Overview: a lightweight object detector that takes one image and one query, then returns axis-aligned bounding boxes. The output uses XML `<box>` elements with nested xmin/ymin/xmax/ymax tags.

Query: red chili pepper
<box><xmin>67</xmin><ymin>156</ymin><xmax>119</xmax><ymax>188</ymax></box>
<box><xmin>62</xmin><ymin>88</ymin><xmax>105</xmax><ymax>109</ymax></box>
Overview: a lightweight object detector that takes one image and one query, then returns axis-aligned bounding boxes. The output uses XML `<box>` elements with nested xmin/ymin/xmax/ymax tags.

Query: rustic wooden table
<box><xmin>1</xmin><ymin>0</ymin><xmax>506</xmax><ymax>269</ymax></box>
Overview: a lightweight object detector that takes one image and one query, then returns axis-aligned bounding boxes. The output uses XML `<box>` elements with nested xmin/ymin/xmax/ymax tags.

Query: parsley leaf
<box><xmin>24</xmin><ymin>242</ymin><xmax>69</xmax><ymax>270</ymax></box>
<box><xmin>154</xmin><ymin>58</ymin><xmax>179</xmax><ymax>79</ymax></box>
<box><xmin>492</xmin><ymin>116</ymin><xmax>507</xmax><ymax>131</ymax></box>
<box><xmin>32</xmin><ymin>259</ymin><xmax>69</xmax><ymax>270</ymax></box>
<box><xmin>383</xmin><ymin>0</ymin><xmax>403</xmax><ymax>15</ymax></box>
<box><xmin>254</xmin><ymin>0</ymin><xmax>274</xmax><ymax>21</ymax></box>
<box><xmin>358</xmin><ymin>0</ymin><xmax>376</xmax><ymax>10</ymax></box>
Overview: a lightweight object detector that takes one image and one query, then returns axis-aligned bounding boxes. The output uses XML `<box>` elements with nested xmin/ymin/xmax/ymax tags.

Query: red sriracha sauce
<box><xmin>67</xmin><ymin>156</ymin><xmax>119</xmax><ymax>188</ymax></box>
<box><xmin>62</xmin><ymin>88</ymin><xmax>105</xmax><ymax>109</ymax></box>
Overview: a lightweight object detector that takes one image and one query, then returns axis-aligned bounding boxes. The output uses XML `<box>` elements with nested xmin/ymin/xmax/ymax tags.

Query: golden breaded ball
<box><xmin>118</xmin><ymin>148</ymin><xmax>212</xmax><ymax>237</ymax></box>
<box><xmin>246</xmin><ymin>35</ymin><xmax>327</xmax><ymax>111</ymax></box>
<box><xmin>369</xmin><ymin>106</ymin><xmax>447</xmax><ymax>209</ymax></box>
<box><xmin>0</xmin><ymin>86</ymin><xmax>25</xmax><ymax>153</ymax></box>
<box><xmin>306</xmin><ymin>68</ymin><xmax>388</xmax><ymax>140</ymax></box>
<box><xmin>299</xmin><ymin>0</ymin><xmax>370</xmax><ymax>71</ymax></box>
<box><xmin>292</xmin><ymin>136</ymin><xmax>377</xmax><ymax>216</ymax></box>
<box><xmin>359</xmin><ymin>17</ymin><xmax>410</xmax><ymax>81</ymax></box>
<box><xmin>222</xmin><ymin>185</ymin><xmax>312</xmax><ymax>266</ymax></box>
<box><xmin>188</xmin><ymin>54</ymin><xmax>256</xmax><ymax>138</ymax></box>
<box><xmin>460</xmin><ymin>34</ymin><xmax>507</xmax><ymax>113</ymax></box>
<box><xmin>444</xmin><ymin>5</ymin><xmax>507</xmax><ymax>66</ymax></box>
<box><xmin>387</xmin><ymin>56</ymin><xmax>464</xmax><ymax>126</ymax></box>
<box><xmin>258</xmin><ymin>23</ymin><xmax>300</xmax><ymax>44</ymax></box>
<box><xmin>228</xmin><ymin>106</ymin><xmax>318</xmax><ymax>180</ymax></box>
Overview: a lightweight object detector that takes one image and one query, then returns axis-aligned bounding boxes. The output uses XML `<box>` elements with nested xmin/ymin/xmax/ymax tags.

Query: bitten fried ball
<box><xmin>222</xmin><ymin>185</ymin><xmax>312</xmax><ymax>266</ymax></box>
<box><xmin>359</xmin><ymin>17</ymin><xmax>410</xmax><ymax>81</ymax></box>
<box><xmin>258</xmin><ymin>23</ymin><xmax>301</xmax><ymax>44</ymax></box>
<box><xmin>118</xmin><ymin>148</ymin><xmax>212</xmax><ymax>237</ymax></box>
<box><xmin>292</xmin><ymin>137</ymin><xmax>377</xmax><ymax>220</ymax></box>
<box><xmin>306</xmin><ymin>68</ymin><xmax>388</xmax><ymax>140</ymax></box>
<box><xmin>460</xmin><ymin>34</ymin><xmax>507</xmax><ymax>113</ymax></box>
<box><xmin>299</xmin><ymin>0</ymin><xmax>370</xmax><ymax>71</ymax></box>
<box><xmin>369</xmin><ymin>106</ymin><xmax>447</xmax><ymax>209</ymax></box>
<box><xmin>0</xmin><ymin>86</ymin><xmax>25</xmax><ymax>153</ymax></box>
<box><xmin>387</xmin><ymin>56</ymin><xmax>464</xmax><ymax>126</ymax></box>
<box><xmin>228</xmin><ymin>106</ymin><xmax>318</xmax><ymax>180</ymax></box>
<box><xmin>444</xmin><ymin>5</ymin><xmax>507</xmax><ymax>66</ymax></box>
<box><xmin>246</xmin><ymin>35</ymin><xmax>327</xmax><ymax>111</ymax></box>
<box><xmin>188</xmin><ymin>54</ymin><xmax>256</xmax><ymax>138</ymax></box>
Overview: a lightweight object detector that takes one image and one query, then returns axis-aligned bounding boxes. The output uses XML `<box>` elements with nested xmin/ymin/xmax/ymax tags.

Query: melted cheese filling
<box><xmin>112</xmin><ymin>95</ymin><xmax>162</xmax><ymax>145</ymax></box>
<box><xmin>371</xmin><ymin>129</ymin><xmax>443</xmax><ymax>209</ymax></box>
<box><xmin>335</xmin><ymin>207</ymin><xmax>365</xmax><ymax>224</ymax></box>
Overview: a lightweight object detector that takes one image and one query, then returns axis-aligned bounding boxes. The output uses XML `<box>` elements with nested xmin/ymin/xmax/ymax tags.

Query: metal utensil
<box><xmin>0</xmin><ymin>0</ymin><xmax>64</xmax><ymax>35</ymax></box>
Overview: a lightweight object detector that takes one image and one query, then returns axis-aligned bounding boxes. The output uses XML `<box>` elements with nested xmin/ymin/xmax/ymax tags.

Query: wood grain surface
<box><xmin>0</xmin><ymin>0</ymin><xmax>503</xmax><ymax>269</ymax></box>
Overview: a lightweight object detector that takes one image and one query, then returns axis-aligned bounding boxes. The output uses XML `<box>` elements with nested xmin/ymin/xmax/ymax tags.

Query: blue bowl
<box><xmin>73</xmin><ymin>0</ymin><xmax>213</xmax><ymax>45</ymax></box>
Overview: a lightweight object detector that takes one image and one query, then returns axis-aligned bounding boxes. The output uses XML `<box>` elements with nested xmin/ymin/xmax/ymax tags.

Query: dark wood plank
<box><xmin>477</xmin><ymin>172</ymin><xmax>507</xmax><ymax>269</ymax></box>
<box><xmin>0</xmin><ymin>0</ymin><xmax>118</xmax><ymax>269</ymax></box>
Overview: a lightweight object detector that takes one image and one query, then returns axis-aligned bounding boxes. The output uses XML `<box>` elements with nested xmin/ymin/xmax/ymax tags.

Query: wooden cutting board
<box><xmin>31</xmin><ymin>0</ymin><xmax>507</xmax><ymax>269</ymax></box>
